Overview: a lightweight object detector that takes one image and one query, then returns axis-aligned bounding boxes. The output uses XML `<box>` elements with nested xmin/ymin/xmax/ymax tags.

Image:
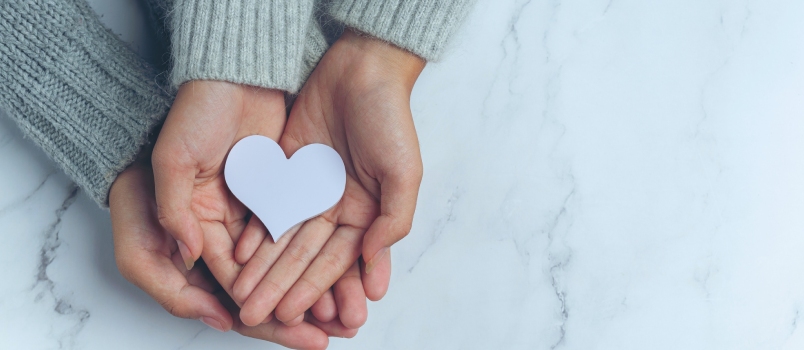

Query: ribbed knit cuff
<box><xmin>0</xmin><ymin>0</ymin><xmax>172</xmax><ymax>207</ymax></box>
<box><xmin>170</xmin><ymin>0</ymin><xmax>314</xmax><ymax>93</ymax></box>
<box><xmin>328</xmin><ymin>0</ymin><xmax>475</xmax><ymax>61</ymax></box>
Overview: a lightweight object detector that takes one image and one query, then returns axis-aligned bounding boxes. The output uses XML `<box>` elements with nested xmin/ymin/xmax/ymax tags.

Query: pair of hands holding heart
<box><xmin>109</xmin><ymin>30</ymin><xmax>425</xmax><ymax>348</ymax></box>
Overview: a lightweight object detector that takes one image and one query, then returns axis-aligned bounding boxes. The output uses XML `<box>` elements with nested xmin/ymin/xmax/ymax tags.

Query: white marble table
<box><xmin>2</xmin><ymin>0</ymin><xmax>804</xmax><ymax>349</ymax></box>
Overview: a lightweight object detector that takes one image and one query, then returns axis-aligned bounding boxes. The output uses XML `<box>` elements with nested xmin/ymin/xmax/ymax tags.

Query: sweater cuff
<box><xmin>0</xmin><ymin>0</ymin><xmax>172</xmax><ymax>207</ymax></box>
<box><xmin>328</xmin><ymin>0</ymin><xmax>474</xmax><ymax>61</ymax></box>
<box><xmin>170</xmin><ymin>0</ymin><xmax>314</xmax><ymax>93</ymax></box>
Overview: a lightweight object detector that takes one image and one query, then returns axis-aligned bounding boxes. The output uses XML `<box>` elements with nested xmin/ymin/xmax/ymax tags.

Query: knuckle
<box><xmin>263</xmin><ymin>279</ymin><xmax>287</xmax><ymax>297</ymax></box>
<box><xmin>398</xmin><ymin>220</ymin><xmax>413</xmax><ymax>237</ymax></box>
<box><xmin>252</xmin><ymin>253</ymin><xmax>272</xmax><ymax>270</ymax></box>
<box><xmin>387</xmin><ymin>216</ymin><xmax>412</xmax><ymax>240</ymax></box>
<box><xmin>156</xmin><ymin>204</ymin><xmax>177</xmax><ymax>229</ymax></box>
<box><xmin>299</xmin><ymin>275</ymin><xmax>326</xmax><ymax>297</ymax></box>
<box><xmin>206</xmin><ymin>249</ymin><xmax>236</xmax><ymax>270</ymax></box>
<box><xmin>156</xmin><ymin>205</ymin><xmax>190</xmax><ymax>235</ymax></box>
<box><xmin>159</xmin><ymin>297</ymin><xmax>182</xmax><ymax>318</ymax></box>
<box><xmin>397</xmin><ymin>156</ymin><xmax>423</xmax><ymax>183</ymax></box>
<box><xmin>286</xmin><ymin>244</ymin><xmax>313</xmax><ymax>266</ymax></box>
<box><xmin>319</xmin><ymin>251</ymin><xmax>349</xmax><ymax>275</ymax></box>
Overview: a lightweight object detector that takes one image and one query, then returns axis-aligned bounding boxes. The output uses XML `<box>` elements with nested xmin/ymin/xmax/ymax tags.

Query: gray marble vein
<box><xmin>3</xmin><ymin>0</ymin><xmax>804</xmax><ymax>349</ymax></box>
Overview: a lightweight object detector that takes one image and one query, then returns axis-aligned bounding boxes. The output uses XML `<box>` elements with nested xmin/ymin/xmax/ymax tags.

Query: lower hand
<box><xmin>110</xmin><ymin>161</ymin><xmax>361</xmax><ymax>349</ymax></box>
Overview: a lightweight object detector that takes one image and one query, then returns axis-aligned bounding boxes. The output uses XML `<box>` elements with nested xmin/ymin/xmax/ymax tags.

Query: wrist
<box><xmin>174</xmin><ymin>80</ymin><xmax>286</xmax><ymax>122</ymax></box>
<box><xmin>109</xmin><ymin>160</ymin><xmax>150</xmax><ymax>205</ymax></box>
<box><xmin>334</xmin><ymin>29</ymin><xmax>426</xmax><ymax>91</ymax></box>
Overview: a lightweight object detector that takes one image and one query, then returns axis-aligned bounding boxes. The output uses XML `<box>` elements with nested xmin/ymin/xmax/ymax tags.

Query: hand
<box><xmin>151</xmin><ymin>80</ymin><xmax>285</xmax><ymax>274</ymax></box>
<box><xmin>147</xmin><ymin>80</ymin><xmax>379</xmax><ymax>335</ymax></box>
<box><xmin>232</xmin><ymin>29</ymin><xmax>423</xmax><ymax>326</ymax></box>
<box><xmin>151</xmin><ymin>79</ymin><xmax>294</xmax><ymax>308</ymax></box>
<box><xmin>110</xmin><ymin>162</ymin><xmax>360</xmax><ymax>349</ymax></box>
<box><xmin>150</xmin><ymin>80</ymin><xmax>308</xmax><ymax>324</ymax></box>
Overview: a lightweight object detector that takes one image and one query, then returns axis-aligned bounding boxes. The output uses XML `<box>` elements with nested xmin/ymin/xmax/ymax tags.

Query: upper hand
<box><xmin>233</xmin><ymin>29</ymin><xmax>424</xmax><ymax>326</ymax></box>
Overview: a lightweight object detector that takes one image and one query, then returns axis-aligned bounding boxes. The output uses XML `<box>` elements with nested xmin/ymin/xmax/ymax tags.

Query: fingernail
<box><xmin>177</xmin><ymin>240</ymin><xmax>195</xmax><ymax>270</ymax></box>
<box><xmin>200</xmin><ymin>317</ymin><xmax>225</xmax><ymax>332</ymax></box>
<box><xmin>365</xmin><ymin>247</ymin><xmax>388</xmax><ymax>275</ymax></box>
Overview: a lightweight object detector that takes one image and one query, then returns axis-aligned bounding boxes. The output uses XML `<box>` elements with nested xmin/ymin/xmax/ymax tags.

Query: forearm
<box><xmin>0</xmin><ymin>0</ymin><xmax>172</xmax><ymax>207</ymax></box>
<box><xmin>334</xmin><ymin>29</ymin><xmax>426</xmax><ymax>91</ymax></box>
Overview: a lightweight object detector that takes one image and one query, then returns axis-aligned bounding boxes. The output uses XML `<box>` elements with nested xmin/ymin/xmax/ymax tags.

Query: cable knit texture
<box><xmin>170</xmin><ymin>0</ymin><xmax>315</xmax><ymax>93</ymax></box>
<box><xmin>327</xmin><ymin>0</ymin><xmax>475</xmax><ymax>61</ymax></box>
<box><xmin>0</xmin><ymin>0</ymin><xmax>173</xmax><ymax>206</ymax></box>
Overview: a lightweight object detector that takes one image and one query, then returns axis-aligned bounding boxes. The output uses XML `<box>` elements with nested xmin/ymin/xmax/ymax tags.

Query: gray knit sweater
<box><xmin>0</xmin><ymin>0</ymin><xmax>474</xmax><ymax>206</ymax></box>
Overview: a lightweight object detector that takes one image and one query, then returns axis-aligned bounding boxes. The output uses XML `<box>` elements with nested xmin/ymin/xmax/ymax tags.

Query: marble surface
<box><xmin>2</xmin><ymin>0</ymin><xmax>804</xmax><ymax>349</ymax></box>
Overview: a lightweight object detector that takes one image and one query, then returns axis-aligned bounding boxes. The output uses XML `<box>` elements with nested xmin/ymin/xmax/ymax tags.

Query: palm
<box><xmin>281</xmin><ymin>30</ymin><xmax>423</xmax><ymax>268</ymax></box>
<box><xmin>190</xmin><ymin>176</ymin><xmax>248</xmax><ymax>295</ymax></box>
<box><xmin>112</xmin><ymin>165</ymin><xmax>224</xmax><ymax>306</ymax></box>
<box><xmin>153</xmin><ymin>81</ymin><xmax>286</xmax><ymax>296</ymax></box>
<box><xmin>235</xmin><ymin>30</ymin><xmax>424</xmax><ymax>324</ymax></box>
<box><xmin>282</xmin><ymin>88</ymin><xmax>383</xmax><ymax>238</ymax></box>
<box><xmin>191</xmin><ymin>178</ymin><xmax>237</xmax><ymax>223</ymax></box>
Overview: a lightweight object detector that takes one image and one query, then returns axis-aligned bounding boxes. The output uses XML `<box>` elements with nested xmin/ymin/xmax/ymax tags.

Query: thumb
<box><xmin>363</xmin><ymin>171</ymin><xmax>421</xmax><ymax>274</ymax></box>
<box><xmin>117</xmin><ymin>250</ymin><xmax>233</xmax><ymax>332</ymax></box>
<box><xmin>152</xmin><ymin>149</ymin><xmax>204</xmax><ymax>270</ymax></box>
<box><xmin>160</xmin><ymin>284</ymin><xmax>233</xmax><ymax>332</ymax></box>
<box><xmin>361</xmin><ymin>247</ymin><xmax>391</xmax><ymax>301</ymax></box>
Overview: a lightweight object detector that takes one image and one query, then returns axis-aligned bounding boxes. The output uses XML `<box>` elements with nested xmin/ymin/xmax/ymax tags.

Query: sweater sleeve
<box><xmin>0</xmin><ymin>0</ymin><xmax>173</xmax><ymax>207</ymax></box>
<box><xmin>170</xmin><ymin>0</ymin><xmax>315</xmax><ymax>93</ymax></box>
<box><xmin>327</xmin><ymin>0</ymin><xmax>475</xmax><ymax>61</ymax></box>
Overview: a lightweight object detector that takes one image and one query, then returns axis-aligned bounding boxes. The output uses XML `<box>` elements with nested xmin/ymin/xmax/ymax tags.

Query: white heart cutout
<box><xmin>224</xmin><ymin>135</ymin><xmax>346</xmax><ymax>242</ymax></box>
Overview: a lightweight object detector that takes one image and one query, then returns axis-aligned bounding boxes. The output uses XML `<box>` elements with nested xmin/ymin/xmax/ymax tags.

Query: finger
<box><xmin>231</xmin><ymin>224</ymin><xmax>300</xmax><ymax>304</ymax></box>
<box><xmin>234</xmin><ymin>320</ymin><xmax>329</xmax><ymax>350</ymax></box>
<box><xmin>239</xmin><ymin>216</ymin><xmax>337</xmax><ymax>326</ymax></box>
<box><xmin>199</xmin><ymin>221</ymin><xmax>241</xmax><ymax>297</ymax></box>
<box><xmin>361</xmin><ymin>247</ymin><xmax>392</xmax><ymax>301</ymax></box>
<box><xmin>311</xmin><ymin>289</ymin><xmax>337</xmax><ymax>323</ymax></box>
<box><xmin>284</xmin><ymin>313</ymin><xmax>305</xmax><ymax>327</ymax></box>
<box><xmin>363</xmin><ymin>172</ymin><xmax>421</xmax><ymax>274</ymax></box>
<box><xmin>222</xmin><ymin>200</ymin><xmax>249</xmax><ymax>243</ymax></box>
<box><xmin>110</xmin><ymin>164</ymin><xmax>230</xmax><ymax>332</ymax></box>
<box><xmin>334</xmin><ymin>261</ymin><xmax>367</xmax><ymax>329</ymax></box>
<box><xmin>172</xmin><ymin>249</ymin><xmax>216</xmax><ymax>294</ymax></box>
<box><xmin>115</xmin><ymin>243</ymin><xmax>232</xmax><ymax>332</ymax></box>
<box><xmin>274</xmin><ymin>225</ymin><xmax>363</xmax><ymax>323</ymax></box>
<box><xmin>235</xmin><ymin>216</ymin><xmax>269</xmax><ymax>265</ymax></box>
<box><xmin>307</xmin><ymin>314</ymin><xmax>359</xmax><ymax>339</ymax></box>
<box><xmin>152</xmin><ymin>146</ymin><xmax>203</xmax><ymax>271</ymax></box>
<box><xmin>220</xmin><ymin>294</ymin><xmax>329</xmax><ymax>350</ymax></box>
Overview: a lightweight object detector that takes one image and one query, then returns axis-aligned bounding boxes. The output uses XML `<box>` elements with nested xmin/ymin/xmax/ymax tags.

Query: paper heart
<box><xmin>224</xmin><ymin>135</ymin><xmax>346</xmax><ymax>242</ymax></box>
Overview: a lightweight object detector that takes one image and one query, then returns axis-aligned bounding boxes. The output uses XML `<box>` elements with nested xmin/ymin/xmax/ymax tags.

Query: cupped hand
<box><xmin>232</xmin><ymin>29</ymin><xmax>423</xmax><ymax>326</ymax></box>
<box><xmin>110</xmin><ymin>161</ymin><xmax>362</xmax><ymax>349</ymax></box>
<box><xmin>151</xmin><ymin>80</ymin><xmax>285</xmax><ymax>274</ymax></box>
